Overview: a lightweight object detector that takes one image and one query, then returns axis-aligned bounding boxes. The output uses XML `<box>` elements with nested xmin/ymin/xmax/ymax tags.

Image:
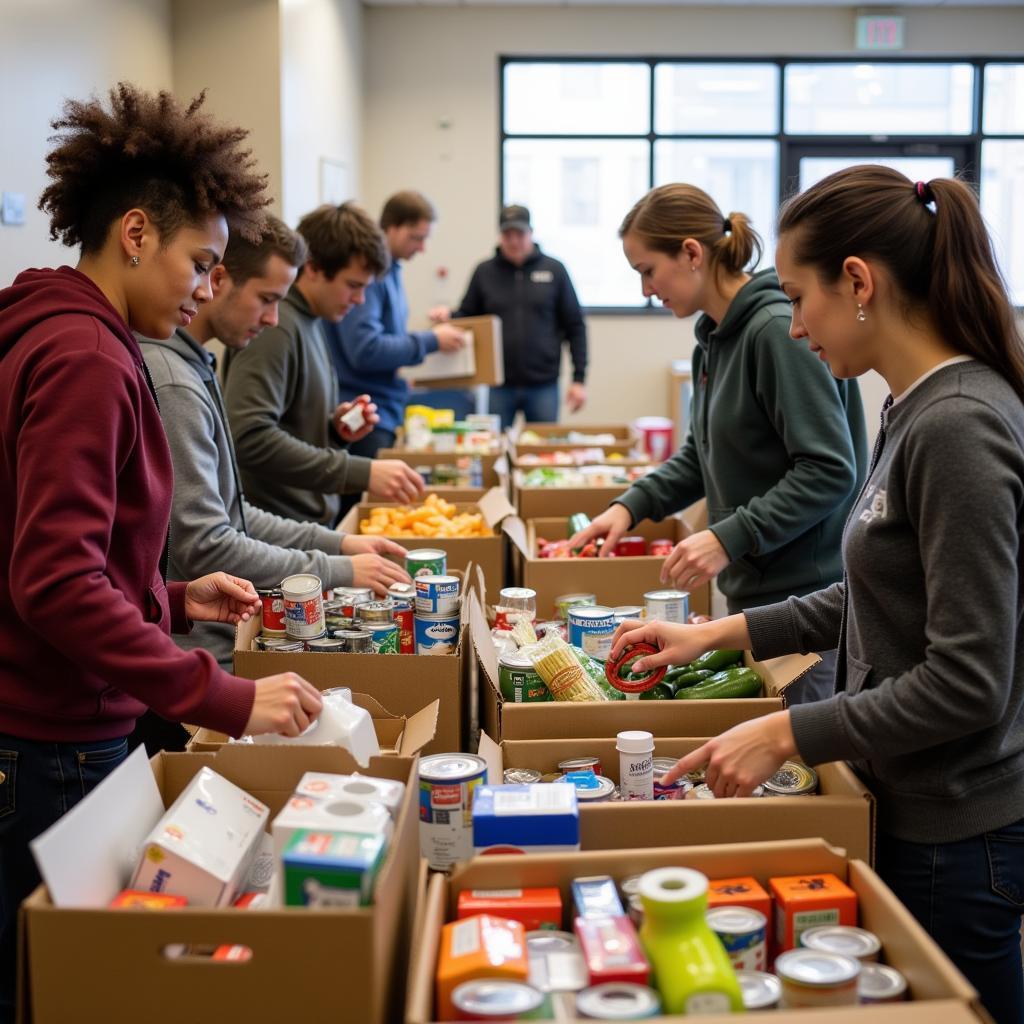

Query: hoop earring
<box><xmin>131</xmin><ymin>256</ymin><xmax>140</xmax><ymax>267</ymax></box>
<box><xmin>856</xmin><ymin>303</ymin><xmax>866</xmax><ymax>323</ymax></box>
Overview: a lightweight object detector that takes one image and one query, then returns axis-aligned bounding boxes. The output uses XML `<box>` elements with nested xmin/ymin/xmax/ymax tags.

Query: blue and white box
<box><xmin>472</xmin><ymin>783</ymin><xmax>580</xmax><ymax>855</ymax></box>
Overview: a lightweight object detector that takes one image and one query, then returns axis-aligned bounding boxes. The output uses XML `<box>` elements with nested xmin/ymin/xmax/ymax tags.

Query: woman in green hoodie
<box><xmin>573</xmin><ymin>184</ymin><xmax>866</xmax><ymax>702</ymax></box>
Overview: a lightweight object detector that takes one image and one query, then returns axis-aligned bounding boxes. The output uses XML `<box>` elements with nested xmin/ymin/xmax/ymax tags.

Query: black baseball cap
<box><xmin>500</xmin><ymin>204</ymin><xmax>531</xmax><ymax>231</ymax></box>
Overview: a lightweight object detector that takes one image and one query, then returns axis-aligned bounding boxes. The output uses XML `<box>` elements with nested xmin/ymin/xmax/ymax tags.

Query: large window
<box><xmin>501</xmin><ymin>58</ymin><xmax>1024</xmax><ymax>309</ymax></box>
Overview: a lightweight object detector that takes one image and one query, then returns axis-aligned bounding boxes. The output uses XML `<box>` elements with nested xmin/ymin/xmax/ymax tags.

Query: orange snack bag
<box><xmin>456</xmin><ymin>888</ymin><xmax>562</xmax><ymax>932</ymax></box>
<box><xmin>769</xmin><ymin>873</ymin><xmax>857</xmax><ymax>951</ymax></box>
<box><xmin>436</xmin><ymin>913</ymin><xmax>528</xmax><ymax>1020</ymax></box>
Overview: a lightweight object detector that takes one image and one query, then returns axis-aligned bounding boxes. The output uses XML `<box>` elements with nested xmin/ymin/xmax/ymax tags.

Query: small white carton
<box><xmin>294</xmin><ymin>772</ymin><xmax>407</xmax><ymax>820</ymax></box>
<box><xmin>131</xmin><ymin>767</ymin><xmax>269</xmax><ymax>907</ymax></box>
<box><xmin>271</xmin><ymin>792</ymin><xmax>394</xmax><ymax>868</ymax></box>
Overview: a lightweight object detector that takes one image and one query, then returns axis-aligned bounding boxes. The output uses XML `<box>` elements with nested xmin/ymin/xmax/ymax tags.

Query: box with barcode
<box><xmin>770</xmin><ymin>872</ymin><xmax>858</xmax><ymax>951</ymax></box>
<box><xmin>472</xmin><ymin>784</ymin><xmax>579</xmax><ymax>855</ymax></box>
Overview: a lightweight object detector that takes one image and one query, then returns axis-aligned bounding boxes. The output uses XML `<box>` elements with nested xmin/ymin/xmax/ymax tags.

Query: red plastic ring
<box><xmin>604</xmin><ymin>642</ymin><xmax>667</xmax><ymax>694</ymax></box>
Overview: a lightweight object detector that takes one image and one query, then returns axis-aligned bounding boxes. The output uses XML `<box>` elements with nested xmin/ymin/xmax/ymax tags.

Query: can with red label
<box><xmin>614</xmin><ymin>537</ymin><xmax>648</xmax><ymax>558</ymax></box>
<box><xmin>280</xmin><ymin>574</ymin><xmax>325</xmax><ymax>640</ymax></box>
<box><xmin>392</xmin><ymin>598</ymin><xmax>415</xmax><ymax>654</ymax></box>
<box><xmin>633</xmin><ymin>416</ymin><xmax>674</xmax><ymax>462</ymax></box>
<box><xmin>649</xmin><ymin>539</ymin><xmax>675</xmax><ymax>558</ymax></box>
<box><xmin>419</xmin><ymin>753</ymin><xmax>488</xmax><ymax>871</ymax></box>
<box><xmin>257</xmin><ymin>588</ymin><xmax>286</xmax><ymax>636</ymax></box>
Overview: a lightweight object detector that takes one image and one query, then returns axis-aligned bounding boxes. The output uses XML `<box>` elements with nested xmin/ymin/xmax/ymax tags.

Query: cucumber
<box><xmin>688</xmin><ymin>649</ymin><xmax>744</xmax><ymax>673</ymax></box>
<box><xmin>672</xmin><ymin>667</ymin><xmax>763</xmax><ymax>700</ymax></box>
<box><xmin>640</xmin><ymin>682</ymin><xmax>675</xmax><ymax>701</ymax></box>
<box><xmin>666</xmin><ymin>668</ymin><xmax>714</xmax><ymax>690</ymax></box>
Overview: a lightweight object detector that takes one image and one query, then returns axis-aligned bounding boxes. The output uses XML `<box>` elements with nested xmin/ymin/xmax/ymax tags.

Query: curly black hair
<box><xmin>39</xmin><ymin>82</ymin><xmax>270</xmax><ymax>253</ymax></box>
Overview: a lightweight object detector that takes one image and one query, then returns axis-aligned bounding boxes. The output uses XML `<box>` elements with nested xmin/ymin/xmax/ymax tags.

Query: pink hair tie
<box><xmin>915</xmin><ymin>181</ymin><xmax>934</xmax><ymax>205</ymax></box>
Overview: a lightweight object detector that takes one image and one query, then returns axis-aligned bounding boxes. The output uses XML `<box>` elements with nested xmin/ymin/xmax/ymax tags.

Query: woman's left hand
<box><xmin>661</xmin><ymin>712</ymin><xmax>798</xmax><ymax>797</ymax></box>
<box><xmin>185</xmin><ymin>572</ymin><xmax>261</xmax><ymax>624</ymax></box>
<box><xmin>661</xmin><ymin>529</ymin><xmax>730</xmax><ymax>590</ymax></box>
<box><xmin>341</xmin><ymin>534</ymin><xmax>410</xmax><ymax>561</ymax></box>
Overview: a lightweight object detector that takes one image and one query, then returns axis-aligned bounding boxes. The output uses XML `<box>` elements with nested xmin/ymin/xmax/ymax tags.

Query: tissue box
<box><xmin>272</xmin><ymin>792</ymin><xmax>393</xmax><ymax>869</ymax></box>
<box><xmin>131</xmin><ymin>767</ymin><xmax>269</xmax><ymax>907</ymax></box>
<box><xmin>282</xmin><ymin>829</ymin><xmax>388</xmax><ymax>907</ymax></box>
<box><xmin>294</xmin><ymin>772</ymin><xmax>406</xmax><ymax>820</ymax></box>
<box><xmin>472</xmin><ymin>784</ymin><xmax>579</xmax><ymax>855</ymax></box>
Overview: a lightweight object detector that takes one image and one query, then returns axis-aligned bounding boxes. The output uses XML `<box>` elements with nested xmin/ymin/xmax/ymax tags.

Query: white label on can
<box><xmin>582</xmin><ymin>630</ymin><xmax>613</xmax><ymax>660</ymax></box>
<box><xmin>728</xmin><ymin>939</ymin><xmax>768</xmax><ymax>973</ymax></box>
<box><xmin>450</xmin><ymin>918</ymin><xmax>481</xmax><ymax>958</ymax></box>
<box><xmin>685</xmin><ymin>992</ymin><xmax>732</xmax><ymax>1015</ymax></box>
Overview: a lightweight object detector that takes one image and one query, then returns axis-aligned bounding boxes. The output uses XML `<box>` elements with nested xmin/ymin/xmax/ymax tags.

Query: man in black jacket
<box><xmin>431</xmin><ymin>205</ymin><xmax>588</xmax><ymax>428</ymax></box>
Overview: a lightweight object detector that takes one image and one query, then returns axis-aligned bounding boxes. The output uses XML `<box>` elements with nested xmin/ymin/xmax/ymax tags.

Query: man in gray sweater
<box><xmin>223</xmin><ymin>203</ymin><xmax>425</xmax><ymax>526</ymax></box>
<box><xmin>141</xmin><ymin>217</ymin><xmax>412</xmax><ymax>667</ymax></box>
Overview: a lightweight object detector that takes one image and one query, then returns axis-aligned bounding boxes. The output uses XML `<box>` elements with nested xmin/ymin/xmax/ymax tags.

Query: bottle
<box><xmin>638</xmin><ymin>867</ymin><xmax>745</xmax><ymax>1015</ymax></box>
<box><xmin>616</xmin><ymin>731</ymin><xmax>654</xmax><ymax>801</ymax></box>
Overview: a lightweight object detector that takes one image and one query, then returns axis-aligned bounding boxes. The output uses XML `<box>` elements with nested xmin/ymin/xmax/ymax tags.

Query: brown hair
<box><xmin>779</xmin><ymin>165</ymin><xmax>1024</xmax><ymax>399</ymax></box>
<box><xmin>619</xmin><ymin>183</ymin><xmax>762</xmax><ymax>281</ymax></box>
<box><xmin>221</xmin><ymin>215</ymin><xmax>308</xmax><ymax>285</ymax></box>
<box><xmin>39</xmin><ymin>82</ymin><xmax>269</xmax><ymax>253</ymax></box>
<box><xmin>380</xmin><ymin>190</ymin><xmax>436</xmax><ymax>230</ymax></box>
<box><xmin>296</xmin><ymin>202</ymin><xmax>390</xmax><ymax>280</ymax></box>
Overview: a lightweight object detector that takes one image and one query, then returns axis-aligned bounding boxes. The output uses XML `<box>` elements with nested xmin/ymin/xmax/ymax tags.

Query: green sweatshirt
<box><xmin>617</xmin><ymin>270</ymin><xmax>867</xmax><ymax>611</ymax></box>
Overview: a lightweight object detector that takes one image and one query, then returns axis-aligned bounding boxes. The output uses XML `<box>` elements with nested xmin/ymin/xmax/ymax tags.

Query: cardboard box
<box><xmin>233</xmin><ymin>607</ymin><xmax>467</xmax><ymax>755</ymax></box>
<box><xmin>402</xmin><ymin>315</ymin><xmax>504</xmax><ymax>389</ymax></box>
<box><xmin>503</xmin><ymin>502</ymin><xmax>711</xmax><ymax>619</ymax></box>
<box><xmin>405</xmin><ymin>839</ymin><xmax>982</xmax><ymax>1024</ymax></box>
<box><xmin>188</xmin><ymin>693</ymin><xmax>439</xmax><ymax>758</ymax></box>
<box><xmin>378</xmin><ymin>449</ymin><xmax>506</xmax><ymax>490</ymax></box>
<box><xmin>340</xmin><ymin>487</ymin><xmax>514</xmax><ymax>600</ymax></box>
<box><xmin>509</xmin><ymin>422</ymin><xmax>639</xmax><ymax>459</ymax></box>
<box><xmin>469</xmin><ymin>590</ymin><xmax>808</xmax><ymax>743</ymax></box>
<box><xmin>21</xmin><ymin>743</ymin><xmax>424</xmax><ymax>1024</ymax></box>
<box><xmin>478</xmin><ymin>734</ymin><xmax>875</xmax><ymax>864</ymax></box>
<box><xmin>512</xmin><ymin>471</ymin><xmax>643</xmax><ymax>521</ymax></box>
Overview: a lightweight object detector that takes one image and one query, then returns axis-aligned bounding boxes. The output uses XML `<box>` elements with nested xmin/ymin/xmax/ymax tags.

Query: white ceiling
<box><xmin>366</xmin><ymin>0</ymin><xmax>1023</xmax><ymax>7</ymax></box>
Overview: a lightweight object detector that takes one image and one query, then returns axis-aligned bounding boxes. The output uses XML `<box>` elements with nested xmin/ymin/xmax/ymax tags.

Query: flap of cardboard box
<box><xmin>476</xmin><ymin>485</ymin><xmax>516</xmax><ymax>528</ymax></box>
<box><xmin>501</xmin><ymin>514</ymin><xmax>529</xmax><ymax>558</ymax></box>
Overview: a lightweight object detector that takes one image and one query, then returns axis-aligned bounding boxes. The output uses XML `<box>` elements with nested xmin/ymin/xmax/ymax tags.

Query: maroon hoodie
<box><xmin>0</xmin><ymin>267</ymin><xmax>255</xmax><ymax>741</ymax></box>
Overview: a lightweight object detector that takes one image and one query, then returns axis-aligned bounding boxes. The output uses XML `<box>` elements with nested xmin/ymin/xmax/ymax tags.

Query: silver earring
<box><xmin>131</xmin><ymin>255</ymin><xmax>140</xmax><ymax>267</ymax></box>
<box><xmin>856</xmin><ymin>303</ymin><xmax>866</xmax><ymax>322</ymax></box>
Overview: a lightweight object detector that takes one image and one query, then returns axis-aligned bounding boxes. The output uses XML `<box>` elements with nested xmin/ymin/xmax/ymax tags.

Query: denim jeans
<box><xmin>876</xmin><ymin>818</ymin><xmax>1024</xmax><ymax>1024</ymax></box>
<box><xmin>487</xmin><ymin>383</ymin><xmax>560</xmax><ymax>431</ymax></box>
<box><xmin>0</xmin><ymin>733</ymin><xmax>129</xmax><ymax>1019</ymax></box>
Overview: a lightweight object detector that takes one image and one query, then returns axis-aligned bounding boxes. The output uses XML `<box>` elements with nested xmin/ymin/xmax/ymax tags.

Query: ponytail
<box><xmin>620</xmin><ymin>184</ymin><xmax>762</xmax><ymax>281</ymax></box>
<box><xmin>779</xmin><ymin>165</ymin><xmax>1024</xmax><ymax>400</ymax></box>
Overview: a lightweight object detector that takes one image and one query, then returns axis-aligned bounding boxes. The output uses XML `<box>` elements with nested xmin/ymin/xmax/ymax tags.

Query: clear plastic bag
<box><xmin>522</xmin><ymin>632</ymin><xmax>608</xmax><ymax>702</ymax></box>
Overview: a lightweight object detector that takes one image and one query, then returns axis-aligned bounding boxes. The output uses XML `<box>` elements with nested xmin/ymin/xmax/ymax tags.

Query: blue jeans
<box><xmin>876</xmin><ymin>818</ymin><xmax>1024</xmax><ymax>1024</ymax></box>
<box><xmin>487</xmin><ymin>383</ymin><xmax>560</xmax><ymax>431</ymax></box>
<box><xmin>0</xmin><ymin>734</ymin><xmax>129</xmax><ymax>1019</ymax></box>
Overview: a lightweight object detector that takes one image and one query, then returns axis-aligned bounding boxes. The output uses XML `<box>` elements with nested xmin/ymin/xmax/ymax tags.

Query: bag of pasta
<box><xmin>522</xmin><ymin>632</ymin><xmax>608</xmax><ymax>702</ymax></box>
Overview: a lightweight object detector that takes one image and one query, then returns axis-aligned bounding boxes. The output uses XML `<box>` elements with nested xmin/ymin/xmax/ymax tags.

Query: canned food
<box><xmin>358</xmin><ymin>600</ymin><xmax>395</xmax><ymax>624</ymax></box>
<box><xmin>627</xmin><ymin>893</ymin><xmax>644</xmax><ymax>928</ymax></box>
<box><xmin>651</xmin><ymin>757</ymin><xmax>692</xmax><ymax>800</ymax></box>
<box><xmin>414</xmin><ymin>611</ymin><xmax>460</xmax><ymax>655</ymax></box>
<box><xmin>391</xmin><ymin>599</ymin><xmax>415</xmax><ymax>654</ymax></box>
<box><xmin>331</xmin><ymin>628</ymin><xmax>374</xmax><ymax>654</ymax></box>
<box><xmin>406</xmin><ymin>548</ymin><xmax>447</xmax><ymax>578</ymax></box>
<box><xmin>305</xmin><ymin>638</ymin><xmax>344</xmax><ymax>653</ymax></box>
<box><xmin>560</xmin><ymin>773</ymin><xmax>616</xmax><ymax>803</ymax></box>
<box><xmin>801</xmin><ymin>925</ymin><xmax>881</xmax><ymax>962</ymax></box>
<box><xmin>858</xmin><ymin>963</ymin><xmax>908</xmax><ymax>1004</ymax></box>
<box><xmin>649</xmin><ymin>538</ymin><xmax>674</xmax><ymax>557</ymax></box>
<box><xmin>736</xmin><ymin>970</ymin><xmax>783</xmax><ymax>1011</ymax></box>
<box><xmin>255</xmin><ymin>636</ymin><xmax>304</xmax><ymax>652</ymax></box>
<box><xmin>567</xmin><ymin>606</ymin><xmax>615</xmax><ymax>661</ymax></box>
<box><xmin>280</xmin><ymin>573</ymin><xmax>325</xmax><ymax>640</ymax></box>
<box><xmin>324</xmin><ymin>613</ymin><xmax>357</xmax><ymax>632</ymax></box>
<box><xmin>367</xmin><ymin>621</ymin><xmax>399</xmax><ymax>654</ymax></box>
<box><xmin>498</xmin><ymin>651</ymin><xmax>551</xmax><ymax>703</ymax></box>
<box><xmin>764</xmin><ymin>761</ymin><xmax>819</xmax><ymax>797</ymax></box>
<box><xmin>503</xmin><ymin>768</ymin><xmax>543</xmax><ymax>785</ymax></box>
<box><xmin>559</xmin><ymin>757</ymin><xmax>602</xmax><ymax>776</ymax></box>
<box><xmin>526</xmin><ymin>930</ymin><xmax>587</xmax><ymax>993</ymax></box>
<box><xmin>494</xmin><ymin>587</ymin><xmax>537</xmax><ymax>630</ymax></box>
<box><xmin>418</xmin><ymin>753</ymin><xmax>488</xmax><ymax>870</ymax></box>
<box><xmin>611</xmin><ymin>605</ymin><xmax>643</xmax><ymax>624</ymax></box>
<box><xmin>415</xmin><ymin>574</ymin><xmax>461</xmax><ymax>615</ymax></box>
<box><xmin>540</xmin><ymin>772</ymin><xmax>564</xmax><ymax>783</ymax></box>
<box><xmin>333</xmin><ymin>586</ymin><xmax>373</xmax><ymax>617</ymax></box>
<box><xmin>775</xmin><ymin>950</ymin><xmax>861</xmax><ymax>1008</ymax></box>
<box><xmin>554</xmin><ymin>592</ymin><xmax>596</xmax><ymax>620</ymax></box>
<box><xmin>643</xmin><ymin>588</ymin><xmax>689</xmax><ymax>624</ymax></box>
<box><xmin>387</xmin><ymin>582</ymin><xmax>416</xmax><ymax>603</ymax></box>
<box><xmin>689</xmin><ymin>783</ymin><xmax>764</xmax><ymax>800</ymax></box>
<box><xmin>618</xmin><ymin>875</ymin><xmax>643</xmax><ymax>901</ymax></box>
<box><xmin>257</xmin><ymin>588</ymin><xmax>286</xmax><ymax>636</ymax></box>
<box><xmin>706</xmin><ymin>906</ymin><xmax>768</xmax><ymax>971</ymax></box>
<box><xmin>576</xmin><ymin>983</ymin><xmax>661</xmax><ymax>1019</ymax></box>
<box><xmin>613</xmin><ymin>536</ymin><xmax>648</xmax><ymax>558</ymax></box>
<box><xmin>450</xmin><ymin>979</ymin><xmax>544</xmax><ymax>1021</ymax></box>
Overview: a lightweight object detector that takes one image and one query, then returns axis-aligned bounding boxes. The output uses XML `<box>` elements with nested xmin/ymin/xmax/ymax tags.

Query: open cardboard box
<box><xmin>511</xmin><ymin>469</ymin><xmax>647</xmax><ymax>520</ymax></box>
<box><xmin>234</xmin><ymin>605</ymin><xmax>470</xmax><ymax>756</ymax></box>
<box><xmin>402</xmin><ymin>314</ymin><xmax>504</xmax><ymax>389</ymax></box>
<box><xmin>377</xmin><ymin>449</ymin><xmax>506</xmax><ymax>489</ymax></box>
<box><xmin>469</xmin><ymin>589</ymin><xmax>812</xmax><ymax>743</ymax></box>
<box><xmin>20</xmin><ymin>743</ymin><xmax>423</xmax><ymax>1024</ymax></box>
<box><xmin>509</xmin><ymin>421</ymin><xmax>639</xmax><ymax>458</ymax></box>
<box><xmin>503</xmin><ymin>501</ymin><xmax>711</xmax><ymax>618</ymax></box>
<box><xmin>478</xmin><ymin>733</ymin><xmax>874</xmax><ymax>863</ymax></box>
<box><xmin>187</xmin><ymin>693</ymin><xmax>438</xmax><ymax>757</ymax></box>
<box><xmin>405</xmin><ymin>838</ymin><xmax>982</xmax><ymax>1024</ymax></box>
<box><xmin>339</xmin><ymin>487</ymin><xmax>514</xmax><ymax>599</ymax></box>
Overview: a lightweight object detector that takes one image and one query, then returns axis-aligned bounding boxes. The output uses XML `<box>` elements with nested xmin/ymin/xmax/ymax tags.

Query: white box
<box><xmin>294</xmin><ymin>772</ymin><xmax>406</xmax><ymax>820</ymax></box>
<box><xmin>271</xmin><ymin>792</ymin><xmax>393</xmax><ymax>868</ymax></box>
<box><xmin>131</xmin><ymin>767</ymin><xmax>269</xmax><ymax>908</ymax></box>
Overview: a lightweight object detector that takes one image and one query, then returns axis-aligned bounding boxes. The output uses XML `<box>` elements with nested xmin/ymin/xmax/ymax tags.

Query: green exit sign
<box><xmin>856</xmin><ymin>14</ymin><xmax>905</xmax><ymax>50</ymax></box>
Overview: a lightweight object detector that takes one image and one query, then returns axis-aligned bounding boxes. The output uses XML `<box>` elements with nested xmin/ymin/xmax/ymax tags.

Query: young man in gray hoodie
<box><xmin>141</xmin><ymin>217</ymin><xmax>411</xmax><ymax>667</ymax></box>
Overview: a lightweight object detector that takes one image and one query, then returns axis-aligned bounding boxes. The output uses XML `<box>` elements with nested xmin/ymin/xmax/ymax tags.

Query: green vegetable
<box><xmin>665</xmin><ymin>668</ymin><xmax>714</xmax><ymax>689</ymax></box>
<box><xmin>572</xmin><ymin>646</ymin><xmax>626</xmax><ymax>701</ymax></box>
<box><xmin>673</xmin><ymin>667</ymin><xmax>763</xmax><ymax>700</ymax></box>
<box><xmin>688</xmin><ymin>649</ymin><xmax>744</xmax><ymax>673</ymax></box>
<box><xmin>640</xmin><ymin>682</ymin><xmax>675</xmax><ymax>701</ymax></box>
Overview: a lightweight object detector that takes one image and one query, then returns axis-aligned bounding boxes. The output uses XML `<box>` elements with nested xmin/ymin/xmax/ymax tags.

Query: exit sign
<box><xmin>856</xmin><ymin>14</ymin><xmax>905</xmax><ymax>50</ymax></box>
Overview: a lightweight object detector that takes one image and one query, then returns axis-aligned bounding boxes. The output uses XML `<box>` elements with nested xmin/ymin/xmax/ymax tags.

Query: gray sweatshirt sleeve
<box><xmin>615</xmin><ymin>432</ymin><xmax>705</xmax><ymax>525</ymax></box>
<box><xmin>789</xmin><ymin>399</ymin><xmax>1023</xmax><ymax>767</ymax></box>
<box><xmin>744</xmin><ymin>582</ymin><xmax>846</xmax><ymax>660</ymax></box>
<box><xmin>158</xmin><ymin>380</ymin><xmax>355</xmax><ymax>590</ymax></box>
<box><xmin>224</xmin><ymin>324</ymin><xmax>372</xmax><ymax>495</ymax></box>
<box><xmin>710</xmin><ymin>318</ymin><xmax>859</xmax><ymax>561</ymax></box>
<box><xmin>241</xmin><ymin>499</ymin><xmax>345</xmax><ymax>557</ymax></box>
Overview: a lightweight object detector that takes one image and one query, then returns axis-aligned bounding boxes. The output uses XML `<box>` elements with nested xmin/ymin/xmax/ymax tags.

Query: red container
<box><xmin>257</xmin><ymin>589</ymin><xmax>286</xmax><ymax>636</ymax></box>
<box><xmin>392</xmin><ymin>599</ymin><xmax>415</xmax><ymax>654</ymax></box>
<box><xmin>574</xmin><ymin>914</ymin><xmax>650</xmax><ymax>986</ymax></box>
<box><xmin>634</xmin><ymin>416</ymin><xmax>674</xmax><ymax>462</ymax></box>
<box><xmin>614</xmin><ymin>536</ymin><xmax>648</xmax><ymax>558</ymax></box>
<box><xmin>649</xmin><ymin>539</ymin><xmax>674</xmax><ymax>557</ymax></box>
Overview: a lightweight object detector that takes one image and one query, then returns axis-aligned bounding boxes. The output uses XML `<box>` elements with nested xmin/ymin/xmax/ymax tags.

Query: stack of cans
<box><xmin>414</xmin><ymin>573</ymin><xmax>462</xmax><ymax>655</ymax></box>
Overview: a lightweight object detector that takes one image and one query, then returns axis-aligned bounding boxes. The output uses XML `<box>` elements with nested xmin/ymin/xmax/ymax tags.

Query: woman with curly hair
<box><xmin>0</xmin><ymin>83</ymin><xmax>322</xmax><ymax>1011</ymax></box>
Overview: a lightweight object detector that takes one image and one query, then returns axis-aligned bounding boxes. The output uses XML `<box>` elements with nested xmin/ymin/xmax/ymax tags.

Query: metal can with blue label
<box><xmin>567</xmin><ymin>606</ymin><xmax>615</xmax><ymax>661</ymax></box>
<box><xmin>414</xmin><ymin>611</ymin><xmax>461</xmax><ymax>655</ymax></box>
<box><xmin>367</xmin><ymin>621</ymin><xmax>399</xmax><ymax>654</ymax></box>
<box><xmin>415</xmin><ymin>574</ymin><xmax>461</xmax><ymax>615</ymax></box>
<box><xmin>705</xmin><ymin>906</ymin><xmax>768</xmax><ymax>972</ymax></box>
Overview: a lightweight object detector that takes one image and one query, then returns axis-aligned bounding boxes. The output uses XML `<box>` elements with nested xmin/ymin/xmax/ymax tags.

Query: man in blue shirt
<box><xmin>324</xmin><ymin>191</ymin><xmax>466</xmax><ymax>469</ymax></box>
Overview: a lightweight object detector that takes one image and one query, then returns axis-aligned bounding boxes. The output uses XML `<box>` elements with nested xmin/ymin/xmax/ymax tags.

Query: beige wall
<box><xmin>0</xmin><ymin>0</ymin><xmax>173</xmax><ymax>284</ymax></box>
<box><xmin>363</xmin><ymin>4</ymin><xmax>1024</xmax><ymax>436</ymax></box>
